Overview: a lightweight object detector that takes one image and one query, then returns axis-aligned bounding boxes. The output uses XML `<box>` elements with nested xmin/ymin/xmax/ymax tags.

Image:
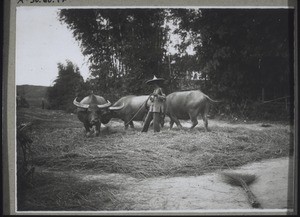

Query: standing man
<box><xmin>142</xmin><ymin>75</ymin><xmax>166</xmax><ymax>132</ymax></box>
<box><xmin>41</xmin><ymin>98</ymin><xmax>45</xmax><ymax>109</ymax></box>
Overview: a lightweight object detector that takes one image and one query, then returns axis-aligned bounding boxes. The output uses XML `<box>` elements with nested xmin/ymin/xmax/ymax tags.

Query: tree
<box><xmin>171</xmin><ymin>9</ymin><xmax>293</xmax><ymax>103</ymax></box>
<box><xmin>47</xmin><ymin>60</ymin><xmax>85</xmax><ymax>112</ymax></box>
<box><xmin>58</xmin><ymin>8</ymin><xmax>294</xmax><ymax>120</ymax></box>
<box><xmin>59</xmin><ymin>9</ymin><xmax>172</xmax><ymax>98</ymax></box>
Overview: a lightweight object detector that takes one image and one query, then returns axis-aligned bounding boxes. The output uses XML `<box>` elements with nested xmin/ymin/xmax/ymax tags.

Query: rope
<box><xmin>124</xmin><ymin>95</ymin><xmax>152</xmax><ymax>126</ymax></box>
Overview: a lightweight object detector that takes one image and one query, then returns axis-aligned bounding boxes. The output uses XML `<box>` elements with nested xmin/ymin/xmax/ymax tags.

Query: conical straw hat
<box><xmin>146</xmin><ymin>75</ymin><xmax>165</xmax><ymax>84</ymax></box>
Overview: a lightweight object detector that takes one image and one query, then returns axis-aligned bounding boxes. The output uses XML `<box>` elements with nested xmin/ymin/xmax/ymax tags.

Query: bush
<box><xmin>47</xmin><ymin>60</ymin><xmax>85</xmax><ymax>112</ymax></box>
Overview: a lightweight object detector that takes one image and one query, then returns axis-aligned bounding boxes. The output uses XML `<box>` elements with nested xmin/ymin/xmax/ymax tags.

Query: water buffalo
<box><xmin>108</xmin><ymin>95</ymin><xmax>165</xmax><ymax>129</ymax></box>
<box><xmin>165</xmin><ymin>90</ymin><xmax>221</xmax><ymax>131</ymax></box>
<box><xmin>73</xmin><ymin>94</ymin><xmax>124</xmax><ymax>137</ymax></box>
<box><xmin>109</xmin><ymin>95</ymin><xmax>150</xmax><ymax>129</ymax></box>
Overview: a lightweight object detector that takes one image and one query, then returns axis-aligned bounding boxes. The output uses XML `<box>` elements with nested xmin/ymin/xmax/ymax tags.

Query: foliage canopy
<box><xmin>47</xmin><ymin>60</ymin><xmax>86</xmax><ymax>112</ymax></box>
<box><xmin>54</xmin><ymin>8</ymin><xmax>293</xmax><ymax>119</ymax></box>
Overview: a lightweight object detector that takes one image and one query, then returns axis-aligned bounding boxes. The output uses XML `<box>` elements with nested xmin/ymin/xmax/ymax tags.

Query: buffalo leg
<box><xmin>124</xmin><ymin>120</ymin><xmax>135</xmax><ymax>130</ymax></box>
<box><xmin>188</xmin><ymin>111</ymin><xmax>199</xmax><ymax>129</ymax></box>
<box><xmin>95</xmin><ymin>123</ymin><xmax>100</xmax><ymax>136</ymax></box>
<box><xmin>84</xmin><ymin>123</ymin><xmax>92</xmax><ymax>137</ymax></box>
<box><xmin>201</xmin><ymin>109</ymin><xmax>209</xmax><ymax>132</ymax></box>
<box><xmin>169</xmin><ymin>115</ymin><xmax>183</xmax><ymax>130</ymax></box>
<box><xmin>124</xmin><ymin>122</ymin><xmax>129</xmax><ymax>130</ymax></box>
<box><xmin>124</xmin><ymin>121</ymin><xmax>129</xmax><ymax>130</ymax></box>
<box><xmin>129</xmin><ymin>121</ymin><xmax>134</xmax><ymax>128</ymax></box>
<box><xmin>169</xmin><ymin>119</ymin><xmax>174</xmax><ymax>129</ymax></box>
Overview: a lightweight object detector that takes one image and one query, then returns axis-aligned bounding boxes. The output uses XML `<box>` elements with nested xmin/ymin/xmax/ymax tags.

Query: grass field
<box><xmin>17</xmin><ymin>85</ymin><xmax>48</xmax><ymax>108</ymax></box>
<box><xmin>16</xmin><ymin>107</ymin><xmax>293</xmax><ymax>211</ymax></box>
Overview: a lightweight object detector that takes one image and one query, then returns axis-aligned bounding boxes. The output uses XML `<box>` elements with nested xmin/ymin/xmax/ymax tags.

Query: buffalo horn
<box><xmin>109</xmin><ymin>103</ymin><xmax>125</xmax><ymax>111</ymax></box>
<box><xmin>97</xmin><ymin>100</ymin><xmax>112</xmax><ymax>108</ymax></box>
<box><xmin>73</xmin><ymin>98</ymin><xmax>89</xmax><ymax>109</ymax></box>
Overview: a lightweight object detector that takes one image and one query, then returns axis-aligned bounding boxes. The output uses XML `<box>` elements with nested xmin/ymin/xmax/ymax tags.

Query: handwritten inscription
<box><xmin>18</xmin><ymin>0</ymin><xmax>66</xmax><ymax>3</ymax></box>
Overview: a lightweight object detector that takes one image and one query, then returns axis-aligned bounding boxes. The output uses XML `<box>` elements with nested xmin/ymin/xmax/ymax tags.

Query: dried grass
<box><xmin>17</xmin><ymin>108</ymin><xmax>292</xmax><ymax>211</ymax></box>
<box><xmin>28</xmin><ymin>118</ymin><xmax>291</xmax><ymax>179</ymax></box>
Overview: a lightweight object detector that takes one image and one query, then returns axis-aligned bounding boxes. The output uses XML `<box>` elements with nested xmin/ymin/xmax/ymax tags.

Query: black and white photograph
<box><xmin>3</xmin><ymin>0</ymin><xmax>297</xmax><ymax>215</ymax></box>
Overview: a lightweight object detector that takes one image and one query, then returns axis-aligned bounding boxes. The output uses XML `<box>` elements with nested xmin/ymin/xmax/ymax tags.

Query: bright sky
<box><xmin>16</xmin><ymin>7</ymin><xmax>90</xmax><ymax>86</ymax></box>
<box><xmin>15</xmin><ymin>7</ymin><xmax>194</xmax><ymax>87</ymax></box>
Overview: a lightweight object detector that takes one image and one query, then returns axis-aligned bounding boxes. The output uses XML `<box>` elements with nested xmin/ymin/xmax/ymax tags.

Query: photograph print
<box><xmin>14</xmin><ymin>2</ymin><xmax>296</xmax><ymax>215</ymax></box>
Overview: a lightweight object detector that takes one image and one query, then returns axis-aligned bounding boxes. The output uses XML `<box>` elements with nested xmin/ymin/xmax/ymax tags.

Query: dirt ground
<box><xmin>83</xmin><ymin>156</ymin><xmax>294</xmax><ymax>213</ymax></box>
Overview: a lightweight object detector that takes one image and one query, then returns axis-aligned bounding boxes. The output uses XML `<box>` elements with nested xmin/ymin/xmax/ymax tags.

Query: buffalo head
<box><xmin>73</xmin><ymin>94</ymin><xmax>124</xmax><ymax>137</ymax></box>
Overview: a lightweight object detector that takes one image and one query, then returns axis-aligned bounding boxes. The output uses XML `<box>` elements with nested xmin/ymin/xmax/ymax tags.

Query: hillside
<box><xmin>17</xmin><ymin>85</ymin><xmax>49</xmax><ymax>108</ymax></box>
